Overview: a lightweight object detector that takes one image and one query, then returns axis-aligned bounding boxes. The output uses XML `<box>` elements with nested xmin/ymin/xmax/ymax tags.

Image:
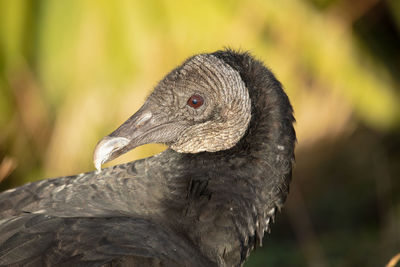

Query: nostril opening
<box><xmin>135</xmin><ymin>112</ymin><xmax>152</xmax><ymax>128</ymax></box>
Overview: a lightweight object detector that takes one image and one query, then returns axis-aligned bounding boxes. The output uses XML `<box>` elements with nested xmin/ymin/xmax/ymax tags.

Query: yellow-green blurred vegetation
<box><xmin>1</xmin><ymin>0</ymin><xmax>399</xmax><ymax>266</ymax></box>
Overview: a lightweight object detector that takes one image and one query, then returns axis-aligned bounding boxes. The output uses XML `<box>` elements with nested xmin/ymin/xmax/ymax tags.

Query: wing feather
<box><xmin>0</xmin><ymin>214</ymin><xmax>213</xmax><ymax>267</ymax></box>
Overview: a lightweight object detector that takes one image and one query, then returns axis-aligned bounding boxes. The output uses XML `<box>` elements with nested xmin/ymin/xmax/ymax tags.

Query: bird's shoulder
<box><xmin>0</xmin><ymin>155</ymin><xmax>167</xmax><ymax>218</ymax></box>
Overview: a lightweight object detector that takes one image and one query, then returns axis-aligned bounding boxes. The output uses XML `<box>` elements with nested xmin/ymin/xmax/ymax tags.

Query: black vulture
<box><xmin>0</xmin><ymin>50</ymin><xmax>296</xmax><ymax>267</ymax></box>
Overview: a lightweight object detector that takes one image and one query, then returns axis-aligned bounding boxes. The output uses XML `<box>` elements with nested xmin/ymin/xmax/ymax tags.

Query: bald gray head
<box><xmin>94</xmin><ymin>54</ymin><xmax>251</xmax><ymax>171</ymax></box>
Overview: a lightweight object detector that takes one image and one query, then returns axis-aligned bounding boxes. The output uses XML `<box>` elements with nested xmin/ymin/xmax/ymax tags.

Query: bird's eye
<box><xmin>187</xmin><ymin>94</ymin><xmax>204</xmax><ymax>109</ymax></box>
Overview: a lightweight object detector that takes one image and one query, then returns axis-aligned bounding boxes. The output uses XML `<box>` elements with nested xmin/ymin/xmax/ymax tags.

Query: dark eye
<box><xmin>187</xmin><ymin>94</ymin><xmax>204</xmax><ymax>109</ymax></box>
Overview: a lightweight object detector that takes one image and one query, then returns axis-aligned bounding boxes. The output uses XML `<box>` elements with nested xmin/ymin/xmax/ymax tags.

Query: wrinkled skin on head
<box><xmin>94</xmin><ymin>54</ymin><xmax>251</xmax><ymax>171</ymax></box>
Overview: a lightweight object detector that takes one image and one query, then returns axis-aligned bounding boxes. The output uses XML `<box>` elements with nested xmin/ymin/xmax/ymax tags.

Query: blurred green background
<box><xmin>1</xmin><ymin>0</ymin><xmax>399</xmax><ymax>266</ymax></box>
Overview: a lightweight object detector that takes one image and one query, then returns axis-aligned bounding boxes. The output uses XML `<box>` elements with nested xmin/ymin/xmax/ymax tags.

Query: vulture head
<box><xmin>94</xmin><ymin>53</ymin><xmax>253</xmax><ymax>170</ymax></box>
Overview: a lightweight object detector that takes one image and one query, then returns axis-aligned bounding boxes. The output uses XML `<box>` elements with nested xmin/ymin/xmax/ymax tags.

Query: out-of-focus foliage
<box><xmin>0</xmin><ymin>0</ymin><xmax>399</xmax><ymax>266</ymax></box>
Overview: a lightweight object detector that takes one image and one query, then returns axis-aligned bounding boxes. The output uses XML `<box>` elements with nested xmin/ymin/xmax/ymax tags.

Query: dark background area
<box><xmin>1</xmin><ymin>0</ymin><xmax>399</xmax><ymax>266</ymax></box>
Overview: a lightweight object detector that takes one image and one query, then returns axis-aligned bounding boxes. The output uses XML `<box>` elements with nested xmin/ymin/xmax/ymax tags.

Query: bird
<box><xmin>0</xmin><ymin>49</ymin><xmax>296</xmax><ymax>267</ymax></box>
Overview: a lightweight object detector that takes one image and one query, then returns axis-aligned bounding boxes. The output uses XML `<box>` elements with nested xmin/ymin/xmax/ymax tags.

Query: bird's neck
<box><xmin>142</xmin><ymin>54</ymin><xmax>296</xmax><ymax>265</ymax></box>
<box><xmin>155</xmin><ymin>86</ymin><xmax>295</xmax><ymax>265</ymax></box>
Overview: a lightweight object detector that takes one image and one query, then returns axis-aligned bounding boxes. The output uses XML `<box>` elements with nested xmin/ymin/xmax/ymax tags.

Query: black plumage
<box><xmin>0</xmin><ymin>50</ymin><xmax>296</xmax><ymax>267</ymax></box>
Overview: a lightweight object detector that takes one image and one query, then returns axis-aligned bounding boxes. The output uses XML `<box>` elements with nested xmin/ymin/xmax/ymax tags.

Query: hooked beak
<box><xmin>93</xmin><ymin>106</ymin><xmax>154</xmax><ymax>172</ymax></box>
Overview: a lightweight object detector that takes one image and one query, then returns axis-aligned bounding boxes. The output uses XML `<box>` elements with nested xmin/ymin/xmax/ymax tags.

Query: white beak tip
<box><xmin>93</xmin><ymin>136</ymin><xmax>130</xmax><ymax>172</ymax></box>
